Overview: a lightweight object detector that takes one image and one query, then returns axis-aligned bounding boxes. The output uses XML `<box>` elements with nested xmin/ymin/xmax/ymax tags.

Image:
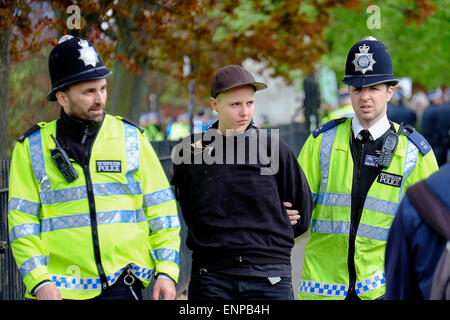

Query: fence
<box><xmin>0</xmin><ymin>122</ymin><xmax>308</xmax><ymax>300</ymax></box>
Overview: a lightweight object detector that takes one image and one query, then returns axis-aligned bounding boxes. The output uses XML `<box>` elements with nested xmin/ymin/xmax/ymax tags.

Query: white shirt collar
<box><xmin>351</xmin><ymin>114</ymin><xmax>390</xmax><ymax>141</ymax></box>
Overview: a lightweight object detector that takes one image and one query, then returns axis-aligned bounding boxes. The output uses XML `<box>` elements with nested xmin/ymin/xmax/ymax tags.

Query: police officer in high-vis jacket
<box><xmin>8</xmin><ymin>36</ymin><xmax>181</xmax><ymax>300</ymax></box>
<box><xmin>297</xmin><ymin>36</ymin><xmax>439</xmax><ymax>300</ymax></box>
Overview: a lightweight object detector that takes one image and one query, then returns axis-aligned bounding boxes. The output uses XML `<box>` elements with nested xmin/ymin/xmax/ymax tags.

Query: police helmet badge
<box><xmin>77</xmin><ymin>39</ymin><xmax>99</xmax><ymax>67</ymax></box>
<box><xmin>352</xmin><ymin>43</ymin><xmax>376</xmax><ymax>75</ymax></box>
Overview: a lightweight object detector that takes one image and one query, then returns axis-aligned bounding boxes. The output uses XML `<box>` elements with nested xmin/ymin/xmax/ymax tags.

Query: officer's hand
<box><xmin>283</xmin><ymin>201</ymin><xmax>300</xmax><ymax>225</ymax></box>
<box><xmin>152</xmin><ymin>277</ymin><xmax>176</xmax><ymax>300</ymax></box>
<box><xmin>36</xmin><ymin>282</ymin><xmax>62</xmax><ymax>300</ymax></box>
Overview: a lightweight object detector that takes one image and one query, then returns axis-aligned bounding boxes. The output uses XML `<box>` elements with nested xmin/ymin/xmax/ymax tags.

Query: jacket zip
<box><xmin>347</xmin><ymin>139</ymin><xmax>366</xmax><ymax>300</ymax></box>
<box><xmin>82</xmin><ymin>124</ymin><xmax>108</xmax><ymax>290</ymax></box>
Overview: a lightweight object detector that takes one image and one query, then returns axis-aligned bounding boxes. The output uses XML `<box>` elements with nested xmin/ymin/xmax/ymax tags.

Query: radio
<box><xmin>50</xmin><ymin>134</ymin><xmax>78</xmax><ymax>183</ymax></box>
<box><xmin>377</xmin><ymin>124</ymin><xmax>401</xmax><ymax>168</ymax></box>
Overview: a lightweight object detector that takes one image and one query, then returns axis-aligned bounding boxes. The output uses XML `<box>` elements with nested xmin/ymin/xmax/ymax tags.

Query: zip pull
<box><xmin>81</xmin><ymin>126</ymin><xmax>89</xmax><ymax>145</ymax></box>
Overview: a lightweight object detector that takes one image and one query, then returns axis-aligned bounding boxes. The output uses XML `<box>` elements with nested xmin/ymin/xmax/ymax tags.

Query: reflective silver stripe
<box><xmin>299</xmin><ymin>272</ymin><xmax>385</xmax><ymax>297</ymax></box>
<box><xmin>311</xmin><ymin>219</ymin><xmax>350</xmax><ymax>235</ymax></box>
<box><xmin>39</xmin><ymin>181</ymin><xmax>142</xmax><ymax>205</ymax></box>
<box><xmin>399</xmin><ymin>139</ymin><xmax>418</xmax><ymax>202</ymax></box>
<box><xmin>355</xmin><ymin>272</ymin><xmax>385</xmax><ymax>295</ymax></box>
<box><xmin>9</xmin><ymin>223</ymin><xmax>40</xmax><ymax>243</ymax></box>
<box><xmin>298</xmin><ymin>279</ymin><xmax>348</xmax><ymax>297</ymax></box>
<box><xmin>316</xmin><ymin>192</ymin><xmax>399</xmax><ymax>216</ymax></box>
<box><xmin>143</xmin><ymin>188</ymin><xmax>175</xmax><ymax>208</ymax></box>
<box><xmin>41</xmin><ymin>209</ymin><xmax>146</xmax><ymax>233</ymax></box>
<box><xmin>363</xmin><ymin>196</ymin><xmax>398</xmax><ymax>216</ymax></box>
<box><xmin>8</xmin><ymin>198</ymin><xmax>41</xmax><ymax>216</ymax></box>
<box><xmin>317</xmin><ymin>192</ymin><xmax>351</xmax><ymax>207</ymax></box>
<box><xmin>148</xmin><ymin>215</ymin><xmax>180</xmax><ymax>232</ymax></box>
<box><xmin>19</xmin><ymin>255</ymin><xmax>49</xmax><ymax>279</ymax></box>
<box><xmin>151</xmin><ymin>248</ymin><xmax>179</xmax><ymax>266</ymax></box>
<box><xmin>319</xmin><ymin>126</ymin><xmax>338</xmax><ymax>193</ymax></box>
<box><xmin>28</xmin><ymin>130</ymin><xmax>46</xmax><ymax>186</ymax></box>
<box><xmin>311</xmin><ymin>219</ymin><xmax>390</xmax><ymax>241</ymax></box>
<box><xmin>50</xmin><ymin>264</ymin><xmax>153</xmax><ymax>291</ymax></box>
<box><xmin>124</xmin><ymin>122</ymin><xmax>139</xmax><ymax>173</ymax></box>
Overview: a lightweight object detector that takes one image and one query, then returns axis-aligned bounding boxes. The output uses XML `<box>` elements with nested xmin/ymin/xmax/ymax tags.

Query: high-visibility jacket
<box><xmin>167</xmin><ymin>122</ymin><xmax>190</xmax><ymax>141</ymax></box>
<box><xmin>8</xmin><ymin>114</ymin><xmax>180</xmax><ymax>299</ymax></box>
<box><xmin>297</xmin><ymin>117</ymin><xmax>438</xmax><ymax>300</ymax></box>
<box><xmin>320</xmin><ymin>104</ymin><xmax>355</xmax><ymax>125</ymax></box>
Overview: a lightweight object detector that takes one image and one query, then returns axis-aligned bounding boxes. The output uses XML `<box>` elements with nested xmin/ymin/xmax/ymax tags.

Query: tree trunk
<box><xmin>0</xmin><ymin>29</ymin><xmax>11</xmax><ymax>160</ymax></box>
<box><xmin>108</xmin><ymin>8</ymin><xmax>148</xmax><ymax>124</ymax></box>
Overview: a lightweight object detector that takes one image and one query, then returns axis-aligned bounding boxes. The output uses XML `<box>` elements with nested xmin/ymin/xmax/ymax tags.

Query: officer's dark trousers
<box><xmin>92</xmin><ymin>270</ymin><xmax>143</xmax><ymax>300</ymax></box>
<box><xmin>188</xmin><ymin>270</ymin><xmax>294</xmax><ymax>300</ymax></box>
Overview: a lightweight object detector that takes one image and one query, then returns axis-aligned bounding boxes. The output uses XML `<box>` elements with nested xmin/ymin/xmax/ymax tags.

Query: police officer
<box><xmin>297</xmin><ymin>36</ymin><xmax>439</xmax><ymax>300</ymax></box>
<box><xmin>387</xmin><ymin>89</ymin><xmax>417</xmax><ymax>128</ymax></box>
<box><xmin>8</xmin><ymin>36</ymin><xmax>181</xmax><ymax>300</ymax></box>
<box><xmin>421</xmin><ymin>88</ymin><xmax>450</xmax><ymax>166</ymax></box>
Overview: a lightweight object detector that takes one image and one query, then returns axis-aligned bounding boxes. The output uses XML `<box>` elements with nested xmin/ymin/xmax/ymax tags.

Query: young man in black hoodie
<box><xmin>171</xmin><ymin>64</ymin><xmax>313</xmax><ymax>300</ymax></box>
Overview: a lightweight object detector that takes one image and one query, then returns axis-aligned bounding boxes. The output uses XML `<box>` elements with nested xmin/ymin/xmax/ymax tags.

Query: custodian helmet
<box><xmin>341</xmin><ymin>36</ymin><xmax>398</xmax><ymax>88</ymax></box>
<box><xmin>47</xmin><ymin>35</ymin><xmax>112</xmax><ymax>101</ymax></box>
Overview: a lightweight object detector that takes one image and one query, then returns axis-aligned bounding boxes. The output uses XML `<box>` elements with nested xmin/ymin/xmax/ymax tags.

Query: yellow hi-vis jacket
<box><xmin>297</xmin><ymin>117</ymin><xmax>438</xmax><ymax>300</ymax></box>
<box><xmin>8</xmin><ymin>114</ymin><xmax>181</xmax><ymax>299</ymax></box>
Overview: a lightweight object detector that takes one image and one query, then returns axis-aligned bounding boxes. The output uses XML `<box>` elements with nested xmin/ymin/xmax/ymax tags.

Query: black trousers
<box><xmin>92</xmin><ymin>270</ymin><xmax>143</xmax><ymax>300</ymax></box>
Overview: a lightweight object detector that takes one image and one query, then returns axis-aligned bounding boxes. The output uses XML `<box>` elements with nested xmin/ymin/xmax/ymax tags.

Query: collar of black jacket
<box><xmin>210</xmin><ymin>119</ymin><xmax>256</xmax><ymax>132</ymax></box>
<box><xmin>59</xmin><ymin>108</ymin><xmax>103</xmax><ymax>142</ymax></box>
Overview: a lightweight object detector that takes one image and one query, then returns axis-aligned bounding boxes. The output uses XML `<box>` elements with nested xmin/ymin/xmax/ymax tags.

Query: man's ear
<box><xmin>210</xmin><ymin>97</ymin><xmax>218</xmax><ymax>112</ymax></box>
<box><xmin>386</xmin><ymin>85</ymin><xmax>394</xmax><ymax>102</ymax></box>
<box><xmin>55</xmin><ymin>90</ymin><xmax>69</xmax><ymax>107</ymax></box>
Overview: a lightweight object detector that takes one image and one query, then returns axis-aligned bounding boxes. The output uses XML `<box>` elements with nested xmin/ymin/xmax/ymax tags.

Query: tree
<box><xmin>321</xmin><ymin>0</ymin><xmax>449</xmax><ymax>90</ymax></box>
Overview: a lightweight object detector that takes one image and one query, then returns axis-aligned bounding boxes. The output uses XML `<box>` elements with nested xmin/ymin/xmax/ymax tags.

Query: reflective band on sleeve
<box><xmin>8</xmin><ymin>198</ymin><xmax>41</xmax><ymax>216</ymax></box>
<box><xmin>9</xmin><ymin>223</ymin><xmax>41</xmax><ymax>243</ymax></box>
<box><xmin>143</xmin><ymin>188</ymin><xmax>175</xmax><ymax>207</ymax></box>
<box><xmin>151</xmin><ymin>248</ymin><xmax>179</xmax><ymax>265</ymax></box>
<box><xmin>148</xmin><ymin>215</ymin><xmax>180</xmax><ymax>232</ymax></box>
<box><xmin>19</xmin><ymin>255</ymin><xmax>49</xmax><ymax>279</ymax></box>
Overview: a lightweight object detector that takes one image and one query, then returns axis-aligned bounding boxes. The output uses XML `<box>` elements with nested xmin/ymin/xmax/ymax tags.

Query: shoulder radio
<box><xmin>377</xmin><ymin>124</ymin><xmax>401</xmax><ymax>168</ymax></box>
<box><xmin>50</xmin><ymin>134</ymin><xmax>78</xmax><ymax>183</ymax></box>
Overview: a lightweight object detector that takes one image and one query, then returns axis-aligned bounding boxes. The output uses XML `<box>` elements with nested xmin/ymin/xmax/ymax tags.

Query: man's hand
<box><xmin>283</xmin><ymin>201</ymin><xmax>301</xmax><ymax>225</ymax></box>
<box><xmin>36</xmin><ymin>282</ymin><xmax>62</xmax><ymax>300</ymax></box>
<box><xmin>152</xmin><ymin>277</ymin><xmax>176</xmax><ymax>300</ymax></box>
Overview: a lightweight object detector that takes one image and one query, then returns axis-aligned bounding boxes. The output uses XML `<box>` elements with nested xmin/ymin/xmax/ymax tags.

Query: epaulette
<box><xmin>312</xmin><ymin>117</ymin><xmax>347</xmax><ymax>138</ymax></box>
<box><xmin>399</xmin><ymin>124</ymin><xmax>431</xmax><ymax>155</ymax></box>
<box><xmin>116</xmin><ymin>116</ymin><xmax>144</xmax><ymax>134</ymax></box>
<box><xmin>18</xmin><ymin>122</ymin><xmax>47</xmax><ymax>143</ymax></box>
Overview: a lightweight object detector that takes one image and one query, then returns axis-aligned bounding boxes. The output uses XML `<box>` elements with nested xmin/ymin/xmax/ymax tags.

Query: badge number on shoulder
<box><xmin>97</xmin><ymin>160</ymin><xmax>121</xmax><ymax>173</ymax></box>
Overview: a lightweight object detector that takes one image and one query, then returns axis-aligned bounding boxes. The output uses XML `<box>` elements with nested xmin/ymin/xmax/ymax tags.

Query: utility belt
<box><xmin>192</xmin><ymin>253</ymin><xmax>291</xmax><ymax>273</ymax></box>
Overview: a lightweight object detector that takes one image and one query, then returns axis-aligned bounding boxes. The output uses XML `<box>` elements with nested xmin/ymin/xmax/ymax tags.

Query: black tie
<box><xmin>360</xmin><ymin>130</ymin><xmax>371</xmax><ymax>142</ymax></box>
